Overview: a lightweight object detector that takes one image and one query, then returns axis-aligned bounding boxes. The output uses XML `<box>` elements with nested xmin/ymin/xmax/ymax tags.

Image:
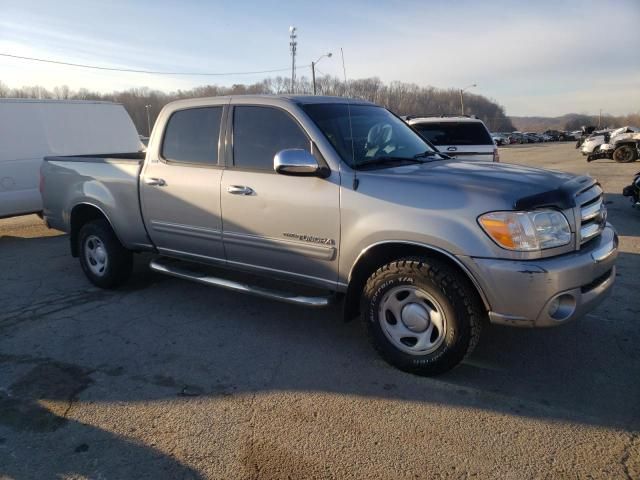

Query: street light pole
<box><xmin>311</xmin><ymin>52</ymin><xmax>332</xmax><ymax>95</ymax></box>
<box><xmin>145</xmin><ymin>104</ymin><xmax>152</xmax><ymax>137</ymax></box>
<box><xmin>459</xmin><ymin>83</ymin><xmax>477</xmax><ymax>116</ymax></box>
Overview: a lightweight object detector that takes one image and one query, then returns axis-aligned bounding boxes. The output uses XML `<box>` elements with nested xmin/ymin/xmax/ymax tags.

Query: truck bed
<box><xmin>41</xmin><ymin>152</ymin><xmax>152</xmax><ymax>251</ymax></box>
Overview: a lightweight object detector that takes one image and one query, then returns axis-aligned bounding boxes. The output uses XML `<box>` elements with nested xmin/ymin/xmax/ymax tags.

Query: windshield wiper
<box><xmin>413</xmin><ymin>150</ymin><xmax>450</xmax><ymax>160</ymax></box>
<box><xmin>356</xmin><ymin>156</ymin><xmax>427</xmax><ymax>169</ymax></box>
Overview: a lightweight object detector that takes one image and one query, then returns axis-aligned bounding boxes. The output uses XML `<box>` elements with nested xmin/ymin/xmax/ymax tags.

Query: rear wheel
<box><xmin>613</xmin><ymin>145</ymin><xmax>638</xmax><ymax>163</ymax></box>
<box><xmin>78</xmin><ymin>219</ymin><xmax>133</xmax><ymax>289</ymax></box>
<box><xmin>361</xmin><ymin>258</ymin><xmax>483</xmax><ymax>376</ymax></box>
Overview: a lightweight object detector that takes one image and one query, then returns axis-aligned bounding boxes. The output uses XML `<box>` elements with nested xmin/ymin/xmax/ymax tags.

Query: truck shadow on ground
<box><xmin>1</xmin><ymin>232</ymin><xmax>639</xmax><ymax>478</ymax></box>
<box><xmin>604</xmin><ymin>193</ymin><xmax>640</xmax><ymax>237</ymax></box>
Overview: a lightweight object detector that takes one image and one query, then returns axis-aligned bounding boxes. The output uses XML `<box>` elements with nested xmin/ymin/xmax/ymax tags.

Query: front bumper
<box><xmin>459</xmin><ymin>225</ymin><xmax>618</xmax><ymax>327</ymax></box>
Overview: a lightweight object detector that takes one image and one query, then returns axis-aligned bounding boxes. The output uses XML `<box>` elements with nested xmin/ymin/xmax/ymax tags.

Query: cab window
<box><xmin>162</xmin><ymin>107</ymin><xmax>222</xmax><ymax>164</ymax></box>
<box><xmin>233</xmin><ymin>106</ymin><xmax>310</xmax><ymax>170</ymax></box>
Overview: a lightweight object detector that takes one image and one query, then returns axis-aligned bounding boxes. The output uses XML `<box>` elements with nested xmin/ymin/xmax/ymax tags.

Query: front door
<box><xmin>220</xmin><ymin>105</ymin><xmax>340</xmax><ymax>288</ymax></box>
<box><xmin>140</xmin><ymin>105</ymin><xmax>225</xmax><ymax>262</ymax></box>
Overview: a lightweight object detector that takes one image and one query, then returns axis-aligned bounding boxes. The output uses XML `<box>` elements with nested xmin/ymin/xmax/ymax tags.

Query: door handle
<box><xmin>227</xmin><ymin>185</ymin><xmax>254</xmax><ymax>195</ymax></box>
<box><xmin>144</xmin><ymin>177</ymin><xmax>167</xmax><ymax>187</ymax></box>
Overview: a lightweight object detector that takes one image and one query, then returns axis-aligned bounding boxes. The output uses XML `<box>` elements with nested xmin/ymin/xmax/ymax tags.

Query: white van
<box><xmin>0</xmin><ymin>99</ymin><xmax>142</xmax><ymax>218</ymax></box>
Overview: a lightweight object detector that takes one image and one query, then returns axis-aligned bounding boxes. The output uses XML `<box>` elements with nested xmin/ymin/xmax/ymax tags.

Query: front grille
<box><xmin>577</xmin><ymin>184</ymin><xmax>605</xmax><ymax>246</ymax></box>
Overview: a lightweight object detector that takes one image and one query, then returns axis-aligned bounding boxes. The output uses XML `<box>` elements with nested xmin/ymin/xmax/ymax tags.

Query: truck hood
<box><xmin>358</xmin><ymin>160</ymin><xmax>589</xmax><ymax>211</ymax></box>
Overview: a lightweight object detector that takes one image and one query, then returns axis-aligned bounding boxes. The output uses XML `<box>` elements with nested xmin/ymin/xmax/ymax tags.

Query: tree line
<box><xmin>0</xmin><ymin>75</ymin><xmax>516</xmax><ymax>134</ymax></box>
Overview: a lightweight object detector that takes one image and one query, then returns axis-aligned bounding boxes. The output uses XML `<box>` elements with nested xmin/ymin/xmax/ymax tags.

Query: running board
<box><xmin>149</xmin><ymin>259</ymin><xmax>335</xmax><ymax>307</ymax></box>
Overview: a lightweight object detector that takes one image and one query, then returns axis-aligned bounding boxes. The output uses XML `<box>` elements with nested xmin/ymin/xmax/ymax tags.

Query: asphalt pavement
<box><xmin>1</xmin><ymin>142</ymin><xmax>638</xmax><ymax>479</ymax></box>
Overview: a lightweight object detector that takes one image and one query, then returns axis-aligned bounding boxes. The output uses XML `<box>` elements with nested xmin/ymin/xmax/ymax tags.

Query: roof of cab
<box><xmin>279</xmin><ymin>95</ymin><xmax>375</xmax><ymax>106</ymax></box>
<box><xmin>163</xmin><ymin>94</ymin><xmax>376</xmax><ymax>111</ymax></box>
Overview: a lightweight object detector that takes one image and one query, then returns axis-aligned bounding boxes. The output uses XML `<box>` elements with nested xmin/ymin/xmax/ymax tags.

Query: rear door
<box><xmin>412</xmin><ymin>121</ymin><xmax>495</xmax><ymax>161</ymax></box>
<box><xmin>140</xmin><ymin>105</ymin><xmax>226</xmax><ymax>262</ymax></box>
<box><xmin>220</xmin><ymin>105</ymin><xmax>340</xmax><ymax>288</ymax></box>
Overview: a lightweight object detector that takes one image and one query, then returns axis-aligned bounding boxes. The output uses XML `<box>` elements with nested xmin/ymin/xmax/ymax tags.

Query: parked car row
<box><xmin>490</xmin><ymin>130</ymin><xmax>576</xmax><ymax>146</ymax></box>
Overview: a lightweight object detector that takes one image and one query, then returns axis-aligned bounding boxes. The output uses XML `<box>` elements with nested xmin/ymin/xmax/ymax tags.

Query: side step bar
<box><xmin>149</xmin><ymin>259</ymin><xmax>335</xmax><ymax>308</ymax></box>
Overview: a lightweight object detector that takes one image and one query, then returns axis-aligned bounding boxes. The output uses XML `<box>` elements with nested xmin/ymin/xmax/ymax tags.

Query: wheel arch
<box><xmin>69</xmin><ymin>203</ymin><xmax>120</xmax><ymax>257</ymax></box>
<box><xmin>343</xmin><ymin>241</ymin><xmax>490</xmax><ymax>321</ymax></box>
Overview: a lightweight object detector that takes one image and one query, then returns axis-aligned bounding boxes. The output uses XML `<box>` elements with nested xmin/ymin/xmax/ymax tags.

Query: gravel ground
<box><xmin>1</xmin><ymin>142</ymin><xmax>638</xmax><ymax>479</ymax></box>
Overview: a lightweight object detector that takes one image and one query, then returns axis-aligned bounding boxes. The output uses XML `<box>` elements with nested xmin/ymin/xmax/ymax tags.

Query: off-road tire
<box><xmin>78</xmin><ymin>219</ymin><xmax>133</xmax><ymax>289</ymax></box>
<box><xmin>361</xmin><ymin>258</ymin><xmax>483</xmax><ymax>376</ymax></box>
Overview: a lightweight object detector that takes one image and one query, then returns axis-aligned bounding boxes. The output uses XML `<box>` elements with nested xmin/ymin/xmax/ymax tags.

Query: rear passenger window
<box><xmin>233</xmin><ymin>106</ymin><xmax>310</xmax><ymax>170</ymax></box>
<box><xmin>162</xmin><ymin>107</ymin><xmax>222</xmax><ymax>164</ymax></box>
<box><xmin>413</xmin><ymin>122</ymin><xmax>493</xmax><ymax>146</ymax></box>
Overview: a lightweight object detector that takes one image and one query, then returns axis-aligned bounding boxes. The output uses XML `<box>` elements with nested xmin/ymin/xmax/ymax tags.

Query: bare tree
<box><xmin>0</xmin><ymin>80</ymin><xmax>10</xmax><ymax>98</ymax></box>
<box><xmin>0</xmin><ymin>77</ymin><xmax>520</xmax><ymax>133</ymax></box>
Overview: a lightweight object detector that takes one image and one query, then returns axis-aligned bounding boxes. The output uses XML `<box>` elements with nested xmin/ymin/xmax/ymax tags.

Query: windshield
<box><xmin>412</xmin><ymin>122</ymin><xmax>493</xmax><ymax>146</ymax></box>
<box><xmin>302</xmin><ymin>103</ymin><xmax>436</xmax><ymax>168</ymax></box>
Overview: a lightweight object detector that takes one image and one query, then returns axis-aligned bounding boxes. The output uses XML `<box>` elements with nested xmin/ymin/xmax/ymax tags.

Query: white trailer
<box><xmin>0</xmin><ymin>99</ymin><xmax>141</xmax><ymax>218</ymax></box>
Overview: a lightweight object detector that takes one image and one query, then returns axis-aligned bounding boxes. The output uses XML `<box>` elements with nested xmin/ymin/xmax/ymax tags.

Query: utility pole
<box><xmin>311</xmin><ymin>62</ymin><xmax>316</xmax><ymax>95</ymax></box>
<box><xmin>459</xmin><ymin>84</ymin><xmax>477</xmax><ymax>116</ymax></box>
<box><xmin>311</xmin><ymin>52</ymin><xmax>332</xmax><ymax>95</ymax></box>
<box><xmin>289</xmin><ymin>26</ymin><xmax>297</xmax><ymax>94</ymax></box>
<box><xmin>145</xmin><ymin>104</ymin><xmax>152</xmax><ymax>137</ymax></box>
<box><xmin>598</xmin><ymin>109</ymin><xmax>602</xmax><ymax>128</ymax></box>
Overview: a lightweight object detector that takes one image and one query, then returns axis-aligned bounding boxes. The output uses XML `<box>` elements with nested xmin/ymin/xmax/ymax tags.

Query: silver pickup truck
<box><xmin>41</xmin><ymin>95</ymin><xmax>618</xmax><ymax>375</ymax></box>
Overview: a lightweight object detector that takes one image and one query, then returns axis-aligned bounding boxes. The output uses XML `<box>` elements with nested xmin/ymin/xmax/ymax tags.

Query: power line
<box><xmin>0</xmin><ymin>53</ymin><xmax>309</xmax><ymax>76</ymax></box>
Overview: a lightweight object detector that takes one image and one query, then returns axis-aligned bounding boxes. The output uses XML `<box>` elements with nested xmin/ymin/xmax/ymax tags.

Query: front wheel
<box><xmin>361</xmin><ymin>258</ymin><xmax>483</xmax><ymax>376</ymax></box>
<box><xmin>78</xmin><ymin>219</ymin><xmax>133</xmax><ymax>289</ymax></box>
<box><xmin>613</xmin><ymin>145</ymin><xmax>638</xmax><ymax>163</ymax></box>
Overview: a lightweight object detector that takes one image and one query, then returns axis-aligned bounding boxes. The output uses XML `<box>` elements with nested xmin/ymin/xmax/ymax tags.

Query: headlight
<box><xmin>479</xmin><ymin>210</ymin><xmax>571</xmax><ymax>251</ymax></box>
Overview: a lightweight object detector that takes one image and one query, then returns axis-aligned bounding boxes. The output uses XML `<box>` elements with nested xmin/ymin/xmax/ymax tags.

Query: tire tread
<box><xmin>361</xmin><ymin>257</ymin><xmax>483</xmax><ymax>375</ymax></box>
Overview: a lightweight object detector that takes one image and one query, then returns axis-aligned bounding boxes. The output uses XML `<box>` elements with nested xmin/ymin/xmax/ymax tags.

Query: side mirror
<box><xmin>274</xmin><ymin>149</ymin><xmax>329</xmax><ymax>178</ymax></box>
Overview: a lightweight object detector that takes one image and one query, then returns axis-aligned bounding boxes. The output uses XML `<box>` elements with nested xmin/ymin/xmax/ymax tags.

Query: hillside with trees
<box><xmin>0</xmin><ymin>76</ymin><xmax>515</xmax><ymax>135</ymax></box>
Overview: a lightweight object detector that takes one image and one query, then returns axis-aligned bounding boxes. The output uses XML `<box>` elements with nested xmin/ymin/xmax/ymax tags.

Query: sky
<box><xmin>0</xmin><ymin>0</ymin><xmax>638</xmax><ymax>117</ymax></box>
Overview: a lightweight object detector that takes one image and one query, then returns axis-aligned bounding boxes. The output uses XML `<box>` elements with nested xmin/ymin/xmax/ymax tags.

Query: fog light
<box><xmin>548</xmin><ymin>297</ymin><xmax>560</xmax><ymax>317</ymax></box>
<box><xmin>547</xmin><ymin>293</ymin><xmax>577</xmax><ymax>321</ymax></box>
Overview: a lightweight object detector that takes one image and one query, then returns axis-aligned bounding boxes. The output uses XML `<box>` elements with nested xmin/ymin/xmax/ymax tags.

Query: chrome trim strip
<box><xmin>150</xmin><ymin>259</ymin><xmax>335</xmax><ymax>307</ymax></box>
<box><xmin>576</xmin><ymin>184</ymin><xmax>603</xmax><ymax>206</ymax></box>
<box><xmin>224</xmin><ymin>231</ymin><xmax>336</xmax><ymax>261</ymax></box>
<box><xmin>580</xmin><ymin>223</ymin><xmax>602</xmax><ymax>243</ymax></box>
<box><xmin>150</xmin><ymin>221</ymin><xmax>222</xmax><ymax>241</ymax></box>
<box><xmin>155</xmin><ymin>249</ymin><xmax>340</xmax><ymax>291</ymax></box>
<box><xmin>348</xmin><ymin>240</ymin><xmax>491</xmax><ymax>310</ymax></box>
<box><xmin>591</xmin><ymin>239</ymin><xmax>617</xmax><ymax>263</ymax></box>
<box><xmin>581</xmin><ymin>199</ymin><xmax>603</xmax><ymax>221</ymax></box>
